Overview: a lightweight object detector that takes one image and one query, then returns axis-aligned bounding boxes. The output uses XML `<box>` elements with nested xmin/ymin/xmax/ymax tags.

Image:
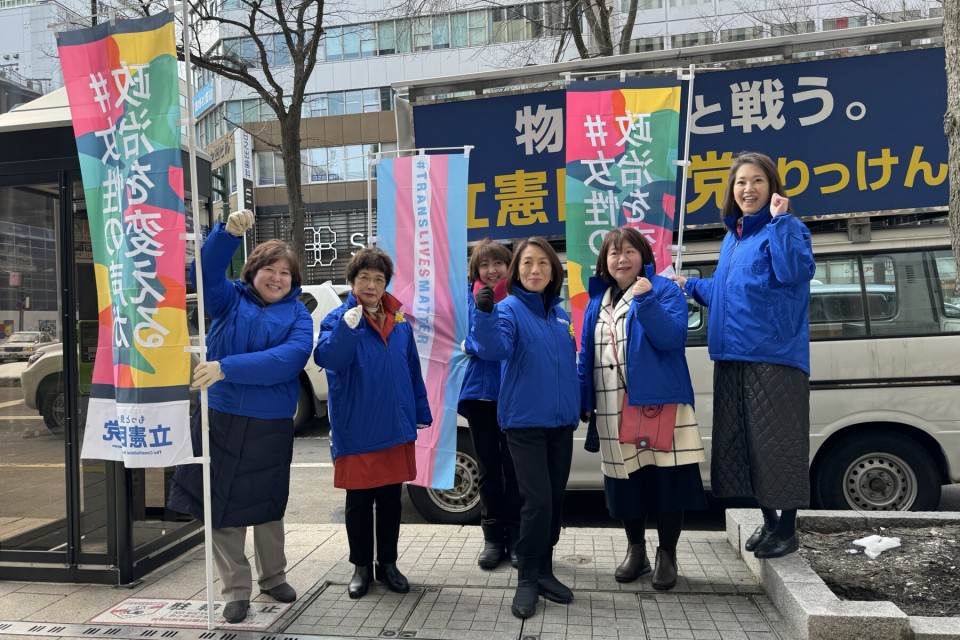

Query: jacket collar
<box><xmin>346</xmin><ymin>290</ymin><xmax>403</xmax><ymax>315</ymax></box>
<box><xmin>724</xmin><ymin>205</ymin><xmax>772</xmax><ymax>238</ymax></box>
<box><xmin>512</xmin><ymin>285</ymin><xmax>562</xmax><ymax>317</ymax></box>
<box><xmin>240</xmin><ymin>281</ymin><xmax>302</xmax><ymax>307</ymax></box>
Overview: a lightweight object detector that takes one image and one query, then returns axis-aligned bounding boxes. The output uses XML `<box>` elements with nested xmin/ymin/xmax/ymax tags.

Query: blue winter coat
<box><xmin>167</xmin><ymin>222</ymin><xmax>314</xmax><ymax>528</ymax></box>
<box><xmin>472</xmin><ymin>286</ymin><xmax>580</xmax><ymax>430</ymax></box>
<box><xmin>578</xmin><ymin>264</ymin><xmax>695</xmax><ymax>414</ymax></box>
<box><xmin>684</xmin><ymin>207</ymin><xmax>815</xmax><ymax>374</ymax></box>
<box><xmin>190</xmin><ymin>222</ymin><xmax>315</xmax><ymax>418</ymax></box>
<box><xmin>458</xmin><ymin>284</ymin><xmax>502</xmax><ymax>410</ymax></box>
<box><xmin>314</xmin><ymin>292</ymin><xmax>432</xmax><ymax>460</ymax></box>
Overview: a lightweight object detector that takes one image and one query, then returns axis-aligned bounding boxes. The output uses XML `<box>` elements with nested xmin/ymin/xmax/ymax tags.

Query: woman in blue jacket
<box><xmin>578</xmin><ymin>228</ymin><xmax>706</xmax><ymax>591</ymax></box>
<box><xmin>672</xmin><ymin>152</ymin><xmax>815</xmax><ymax>560</ymax></box>
<box><xmin>472</xmin><ymin>236</ymin><xmax>579</xmax><ymax>620</ymax></box>
<box><xmin>459</xmin><ymin>238</ymin><xmax>521</xmax><ymax>570</ymax></box>
<box><xmin>314</xmin><ymin>248</ymin><xmax>432</xmax><ymax>600</ymax></box>
<box><xmin>167</xmin><ymin>210</ymin><xmax>314</xmax><ymax>624</ymax></box>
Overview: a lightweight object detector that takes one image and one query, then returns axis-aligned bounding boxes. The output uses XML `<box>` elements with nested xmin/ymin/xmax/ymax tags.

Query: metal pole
<box><xmin>674</xmin><ymin>63</ymin><xmax>696</xmax><ymax>273</ymax></box>
<box><xmin>177</xmin><ymin>0</ymin><xmax>216</xmax><ymax>629</ymax></box>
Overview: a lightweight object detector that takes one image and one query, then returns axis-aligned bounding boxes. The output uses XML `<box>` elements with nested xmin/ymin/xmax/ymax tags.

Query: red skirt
<box><xmin>334</xmin><ymin>441</ymin><xmax>417</xmax><ymax>490</ymax></box>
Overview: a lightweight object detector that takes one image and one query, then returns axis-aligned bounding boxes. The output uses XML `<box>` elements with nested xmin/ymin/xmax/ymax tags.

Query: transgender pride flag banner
<box><xmin>377</xmin><ymin>153</ymin><xmax>470</xmax><ymax>490</ymax></box>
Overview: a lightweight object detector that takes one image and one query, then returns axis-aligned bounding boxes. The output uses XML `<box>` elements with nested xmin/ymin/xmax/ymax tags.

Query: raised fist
<box><xmin>474</xmin><ymin>285</ymin><xmax>495</xmax><ymax>313</ymax></box>
<box><xmin>225</xmin><ymin>209</ymin><xmax>254</xmax><ymax>236</ymax></box>
<box><xmin>343</xmin><ymin>306</ymin><xmax>362</xmax><ymax>328</ymax></box>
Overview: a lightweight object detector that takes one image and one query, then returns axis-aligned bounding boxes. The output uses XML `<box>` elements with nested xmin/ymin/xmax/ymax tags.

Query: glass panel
<box><xmin>305</xmin><ymin>148</ymin><xmax>329</xmax><ymax>183</ymax></box>
<box><xmin>328</xmin><ymin>91</ymin><xmax>345</xmax><ymax>116</ymax></box>
<box><xmin>0</xmin><ymin>177</ymin><xmax>66</xmax><ymax>553</ymax></box>
<box><xmin>272</xmin><ymin>33</ymin><xmax>292</xmax><ymax>66</ymax></box>
<box><xmin>344</xmin><ymin>90</ymin><xmax>362</xmax><ymax>115</ymax></box>
<box><xmin>378</xmin><ymin>21</ymin><xmax>396</xmax><ymax>55</ymax></box>
<box><xmin>507</xmin><ymin>6</ymin><xmax>525</xmax><ymax>41</ymax></box>
<box><xmin>242</xmin><ymin>99</ymin><xmax>259</xmax><ymax>123</ymax></box>
<box><xmin>490</xmin><ymin>8</ymin><xmax>508</xmax><ymax>43</ymax></box>
<box><xmin>468</xmin><ymin>11</ymin><xmax>486</xmax><ymax>46</ymax></box>
<box><xmin>359</xmin><ymin>24</ymin><xmax>376</xmax><ymax>57</ymax></box>
<box><xmin>451</xmin><ymin>12</ymin><xmax>467</xmax><ymax>47</ymax></box>
<box><xmin>362</xmin><ymin>88</ymin><xmax>380</xmax><ymax>112</ymax></box>
<box><xmin>433</xmin><ymin>15</ymin><xmax>449</xmax><ymax>49</ymax></box>
<box><xmin>414</xmin><ymin>17</ymin><xmax>432</xmax><ymax>51</ymax></box>
<box><xmin>863</xmin><ymin>252</ymin><xmax>942</xmax><ymax>337</ymax></box>
<box><xmin>343</xmin><ymin>25</ymin><xmax>361</xmax><ymax>59</ymax></box>
<box><xmin>303</xmin><ymin>94</ymin><xmax>327</xmax><ymax>118</ymax></box>
<box><xmin>396</xmin><ymin>19</ymin><xmax>412</xmax><ymax>52</ymax></box>
<box><xmin>256</xmin><ymin>152</ymin><xmax>275</xmax><ymax>186</ymax></box>
<box><xmin>225</xmin><ymin>100</ymin><xmax>241</xmax><ymax>124</ymax></box>
<box><xmin>325</xmin><ymin>26</ymin><xmax>343</xmax><ymax>61</ymax></box>
<box><xmin>327</xmin><ymin>146</ymin><xmax>344</xmax><ymax>181</ymax></box>
<box><xmin>809</xmin><ymin>257</ymin><xmax>865</xmax><ymax>339</ymax></box>
<box><xmin>345</xmin><ymin>144</ymin><xmax>365</xmax><ymax>181</ymax></box>
<box><xmin>680</xmin><ymin>266</ymin><xmax>706</xmax><ymax>345</ymax></box>
<box><xmin>527</xmin><ymin>4</ymin><xmax>543</xmax><ymax>39</ymax></box>
<box><xmin>273</xmin><ymin>151</ymin><xmax>286</xmax><ymax>186</ymax></box>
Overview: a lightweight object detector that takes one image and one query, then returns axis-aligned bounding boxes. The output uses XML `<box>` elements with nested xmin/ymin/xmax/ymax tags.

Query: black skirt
<box><xmin>604</xmin><ymin>463</ymin><xmax>707</xmax><ymax>519</ymax></box>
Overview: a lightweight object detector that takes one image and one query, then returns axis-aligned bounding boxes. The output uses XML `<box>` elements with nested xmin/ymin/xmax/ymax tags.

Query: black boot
<box><xmin>615</xmin><ymin>543</ymin><xmax>651</xmax><ymax>583</ymax></box>
<box><xmin>512</xmin><ymin>557</ymin><xmax>540</xmax><ymax>619</ymax></box>
<box><xmin>506</xmin><ymin>521</ymin><xmax>520</xmax><ymax>569</ymax></box>
<box><xmin>746</xmin><ymin>507</ymin><xmax>780</xmax><ymax>552</ymax></box>
<box><xmin>478</xmin><ymin>519</ymin><xmax>506</xmax><ymax>569</ymax></box>
<box><xmin>652</xmin><ymin>547</ymin><xmax>678</xmax><ymax>591</ymax></box>
<box><xmin>375</xmin><ymin>562</ymin><xmax>410</xmax><ymax>593</ymax></box>
<box><xmin>538</xmin><ymin>553</ymin><xmax>573</xmax><ymax>603</ymax></box>
<box><xmin>348</xmin><ymin>564</ymin><xmax>372</xmax><ymax>599</ymax></box>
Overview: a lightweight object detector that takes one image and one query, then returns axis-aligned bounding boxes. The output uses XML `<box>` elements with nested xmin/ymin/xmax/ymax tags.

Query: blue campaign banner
<box><xmin>681</xmin><ymin>46</ymin><xmax>948</xmax><ymax>226</ymax></box>
<box><xmin>411</xmin><ymin>46</ymin><xmax>947</xmax><ymax>236</ymax></box>
<box><xmin>413</xmin><ymin>90</ymin><xmax>566</xmax><ymax>242</ymax></box>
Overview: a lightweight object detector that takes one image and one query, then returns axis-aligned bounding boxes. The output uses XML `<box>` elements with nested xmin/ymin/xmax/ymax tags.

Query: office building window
<box><xmin>630</xmin><ymin>36</ymin><xmax>664</xmax><ymax>52</ymax></box>
<box><xmin>720</xmin><ymin>26</ymin><xmax>763</xmax><ymax>42</ymax></box>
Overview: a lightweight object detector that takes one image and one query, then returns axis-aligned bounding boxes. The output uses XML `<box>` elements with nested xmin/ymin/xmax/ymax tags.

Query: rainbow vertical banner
<box><xmin>58</xmin><ymin>12</ymin><xmax>192</xmax><ymax>468</ymax></box>
<box><xmin>377</xmin><ymin>154</ymin><xmax>469</xmax><ymax>490</ymax></box>
<box><xmin>565</xmin><ymin>79</ymin><xmax>682</xmax><ymax>345</ymax></box>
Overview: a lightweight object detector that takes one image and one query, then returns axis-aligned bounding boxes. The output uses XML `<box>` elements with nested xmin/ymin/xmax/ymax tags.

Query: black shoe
<box><xmin>652</xmin><ymin>547</ymin><xmax>678</xmax><ymax>591</ymax></box>
<box><xmin>744</xmin><ymin>525</ymin><xmax>775</xmax><ymax>552</ymax></box>
<box><xmin>508</xmin><ymin>547</ymin><xmax>518</xmax><ymax>569</ymax></box>
<box><xmin>538</xmin><ymin>555</ymin><xmax>573</xmax><ymax>603</ymax></box>
<box><xmin>348</xmin><ymin>564</ymin><xmax>372</xmax><ymax>599</ymax></box>
<box><xmin>222</xmin><ymin>600</ymin><xmax>249</xmax><ymax>624</ymax></box>
<box><xmin>511</xmin><ymin>579</ymin><xmax>539</xmax><ymax>618</ymax></box>
<box><xmin>614</xmin><ymin>543</ymin><xmax>651</xmax><ymax>583</ymax></box>
<box><xmin>260</xmin><ymin>582</ymin><xmax>296</xmax><ymax>603</ymax></box>
<box><xmin>754</xmin><ymin>532</ymin><xmax>800</xmax><ymax>559</ymax></box>
<box><xmin>477</xmin><ymin>540</ymin><xmax>505</xmax><ymax>569</ymax></box>
<box><xmin>375</xmin><ymin>562</ymin><xmax>410</xmax><ymax>593</ymax></box>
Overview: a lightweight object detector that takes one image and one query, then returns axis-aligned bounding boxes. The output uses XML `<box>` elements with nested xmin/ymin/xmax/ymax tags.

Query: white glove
<box><xmin>343</xmin><ymin>306</ymin><xmax>362</xmax><ymax>329</ymax></box>
<box><xmin>192</xmin><ymin>361</ymin><xmax>224</xmax><ymax>390</ymax></box>
<box><xmin>460</xmin><ymin>340</ymin><xmax>467</xmax><ymax>354</ymax></box>
<box><xmin>416</xmin><ymin>423</ymin><xmax>431</xmax><ymax>430</ymax></box>
<box><xmin>225</xmin><ymin>209</ymin><xmax>254</xmax><ymax>237</ymax></box>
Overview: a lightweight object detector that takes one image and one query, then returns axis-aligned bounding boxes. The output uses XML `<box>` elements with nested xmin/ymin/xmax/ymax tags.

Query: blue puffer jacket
<box><xmin>472</xmin><ymin>286</ymin><xmax>580</xmax><ymax>430</ymax></box>
<box><xmin>684</xmin><ymin>207</ymin><xmax>815</xmax><ymax>374</ymax></box>
<box><xmin>578</xmin><ymin>264</ymin><xmax>694</xmax><ymax>413</ymax></box>
<box><xmin>458</xmin><ymin>284</ymin><xmax>502</xmax><ymax>410</ymax></box>
<box><xmin>190</xmin><ymin>222</ymin><xmax>315</xmax><ymax>418</ymax></box>
<box><xmin>314</xmin><ymin>292</ymin><xmax>432</xmax><ymax>460</ymax></box>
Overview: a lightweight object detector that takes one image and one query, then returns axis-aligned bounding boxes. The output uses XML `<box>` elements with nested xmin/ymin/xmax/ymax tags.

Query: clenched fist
<box><xmin>192</xmin><ymin>360</ymin><xmax>224</xmax><ymax>390</ymax></box>
<box><xmin>225</xmin><ymin>209</ymin><xmax>254</xmax><ymax>237</ymax></box>
<box><xmin>474</xmin><ymin>285</ymin><xmax>494</xmax><ymax>313</ymax></box>
<box><xmin>343</xmin><ymin>306</ymin><xmax>362</xmax><ymax>328</ymax></box>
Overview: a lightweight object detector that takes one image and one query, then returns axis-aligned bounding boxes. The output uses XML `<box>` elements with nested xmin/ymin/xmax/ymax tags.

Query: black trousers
<box><xmin>461</xmin><ymin>400</ymin><xmax>521</xmax><ymax>535</ymax></box>
<box><xmin>505</xmin><ymin>426</ymin><xmax>575</xmax><ymax>561</ymax></box>
<box><xmin>344</xmin><ymin>483</ymin><xmax>402</xmax><ymax>566</ymax></box>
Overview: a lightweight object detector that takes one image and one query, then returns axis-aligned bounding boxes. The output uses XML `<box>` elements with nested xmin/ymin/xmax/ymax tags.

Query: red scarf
<box><xmin>473</xmin><ymin>278</ymin><xmax>508</xmax><ymax>303</ymax></box>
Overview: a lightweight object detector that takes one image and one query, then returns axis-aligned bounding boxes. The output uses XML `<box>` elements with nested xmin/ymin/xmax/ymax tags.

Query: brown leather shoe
<box><xmin>652</xmin><ymin>547</ymin><xmax>677</xmax><ymax>591</ymax></box>
<box><xmin>615</xmin><ymin>543</ymin><xmax>652</xmax><ymax>583</ymax></box>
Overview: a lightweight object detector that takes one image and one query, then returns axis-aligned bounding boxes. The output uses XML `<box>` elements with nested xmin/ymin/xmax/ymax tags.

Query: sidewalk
<box><xmin>0</xmin><ymin>523</ymin><xmax>795</xmax><ymax>640</ymax></box>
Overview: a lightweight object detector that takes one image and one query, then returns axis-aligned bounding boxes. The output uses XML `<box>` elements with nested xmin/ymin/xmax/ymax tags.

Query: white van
<box><xmin>407</xmin><ymin>219</ymin><xmax>960</xmax><ymax>522</ymax></box>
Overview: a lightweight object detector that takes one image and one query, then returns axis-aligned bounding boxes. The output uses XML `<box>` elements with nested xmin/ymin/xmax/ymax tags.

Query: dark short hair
<box><xmin>507</xmin><ymin>236</ymin><xmax>564</xmax><ymax>298</ymax></box>
<box><xmin>468</xmin><ymin>238</ymin><xmax>513</xmax><ymax>283</ymax></box>
<box><xmin>241</xmin><ymin>239</ymin><xmax>302</xmax><ymax>289</ymax></box>
<box><xmin>594</xmin><ymin>227</ymin><xmax>656</xmax><ymax>284</ymax></box>
<box><xmin>720</xmin><ymin>151</ymin><xmax>790</xmax><ymax>220</ymax></box>
<box><xmin>345</xmin><ymin>247</ymin><xmax>394</xmax><ymax>286</ymax></box>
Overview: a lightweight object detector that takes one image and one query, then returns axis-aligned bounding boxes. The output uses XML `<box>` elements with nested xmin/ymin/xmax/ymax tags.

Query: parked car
<box><xmin>21</xmin><ymin>282</ymin><xmax>345</xmax><ymax>436</ymax></box>
<box><xmin>0</xmin><ymin>331</ymin><xmax>55</xmax><ymax>362</ymax></box>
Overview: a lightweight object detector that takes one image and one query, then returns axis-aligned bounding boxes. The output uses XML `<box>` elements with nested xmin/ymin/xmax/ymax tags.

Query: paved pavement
<box><xmin>0</xmin><ymin>523</ymin><xmax>796</xmax><ymax>640</ymax></box>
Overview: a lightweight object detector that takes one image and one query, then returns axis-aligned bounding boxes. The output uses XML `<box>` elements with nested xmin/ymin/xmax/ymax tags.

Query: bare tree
<box><xmin>944</xmin><ymin>1</ymin><xmax>960</xmax><ymax>293</ymax></box>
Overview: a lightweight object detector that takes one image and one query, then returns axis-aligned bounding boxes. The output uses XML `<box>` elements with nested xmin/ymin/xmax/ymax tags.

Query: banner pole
<box><xmin>177</xmin><ymin>2</ymin><xmax>216</xmax><ymax>630</ymax></box>
<box><xmin>367</xmin><ymin>150</ymin><xmax>377</xmax><ymax>247</ymax></box>
<box><xmin>673</xmin><ymin>63</ymin><xmax>696</xmax><ymax>273</ymax></box>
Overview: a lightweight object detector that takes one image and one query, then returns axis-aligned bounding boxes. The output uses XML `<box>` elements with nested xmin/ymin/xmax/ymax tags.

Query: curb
<box><xmin>726</xmin><ymin>509</ymin><xmax>960</xmax><ymax>640</ymax></box>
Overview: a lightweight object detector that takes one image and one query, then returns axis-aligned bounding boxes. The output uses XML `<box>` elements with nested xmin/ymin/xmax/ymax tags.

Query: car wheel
<box><xmin>292</xmin><ymin>384</ymin><xmax>312</xmax><ymax>434</ymax></box>
<box><xmin>407</xmin><ymin>429</ymin><xmax>482</xmax><ymax>524</ymax></box>
<box><xmin>813</xmin><ymin>429</ymin><xmax>941</xmax><ymax>511</ymax></box>
<box><xmin>41</xmin><ymin>389</ymin><xmax>66</xmax><ymax>437</ymax></box>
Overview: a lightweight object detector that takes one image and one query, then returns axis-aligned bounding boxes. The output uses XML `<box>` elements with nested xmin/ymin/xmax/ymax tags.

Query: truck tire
<box><xmin>813</xmin><ymin>429</ymin><xmax>941</xmax><ymax>511</ymax></box>
<box><xmin>292</xmin><ymin>384</ymin><xmax>312</xmax><ymax>434</ymax></box>
<box><xmin>41</xmin><ymin>390</ymin><xmax>65</xmax><ymax>436</ymax></box>
<box><xmin>407</xmin><ymin>429</ymin><xmax>481</xmax><ymax>524</ymax></box>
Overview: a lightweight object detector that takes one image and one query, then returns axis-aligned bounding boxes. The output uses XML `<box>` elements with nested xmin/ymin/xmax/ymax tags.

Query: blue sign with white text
<box><xmin>412</xmin><ymin>46</ymin><xmax>947</xmax><ymax>237</ymax></box>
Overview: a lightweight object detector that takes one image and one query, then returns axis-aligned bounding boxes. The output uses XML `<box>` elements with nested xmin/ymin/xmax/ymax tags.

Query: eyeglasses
<box><xmin>355</xmin><ymin>274</ymin><xmax>386</xmax><ymax>286</ymax></box>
